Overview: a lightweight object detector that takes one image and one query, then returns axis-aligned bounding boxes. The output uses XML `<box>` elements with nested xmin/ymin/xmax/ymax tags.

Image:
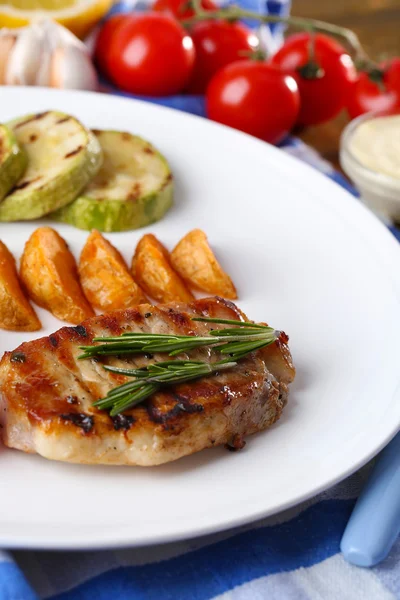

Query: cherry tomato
<box><xmin>347</xmin><ymin>58</ymin><xmax>400</xmax><ymax>118</ymax></box>
<box><xmin>206</xmin><ymin>60</ymin><xmax>300</xmax><ymax>144</ymax></box>
<box><xmin>153</xmin><ymin>0</ymin><xmax>216</xmax><ymax>20</ymax></box>
<box><xmin>187</xmin><ymin>20</ymin><xmax>259</xmax><ymax>94</ymax></box>
<box><xmin>94</xmin><ymin>14</ymin><xmax>126</xmax><ymax>77</ymax></box>
<box><xmin>271</xmin><ymin>33</ymin><xmax>356</xmax><ymax>126</ymax></box>
<box><xmin>106</xmin><ymin>13</ymin><xmax>195</xmax><ymax>96</ymax></box>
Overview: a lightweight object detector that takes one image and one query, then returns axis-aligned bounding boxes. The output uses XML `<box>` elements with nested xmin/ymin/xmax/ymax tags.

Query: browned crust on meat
<box><xmin>0</xmin><ymin>297</ymin><xmax>295</xmax><ymax>466</ymax></box>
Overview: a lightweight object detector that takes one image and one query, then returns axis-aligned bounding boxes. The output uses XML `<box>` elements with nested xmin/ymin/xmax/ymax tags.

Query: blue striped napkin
<box><xmin>1</xmin><ymin>89</ymin><xmax>400</xmax><ymax>597</ymax></box>
<box><xmin>4</xmin><ymin>464</ymin><xmax>400</xmax><ymax>599</ymax></box>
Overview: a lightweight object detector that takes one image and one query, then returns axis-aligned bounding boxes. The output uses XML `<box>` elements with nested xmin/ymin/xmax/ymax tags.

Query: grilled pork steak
<box><xmin>0</xmin><ymin>297</ymin><xmax>295</xmax><ymax>466</ymax></box>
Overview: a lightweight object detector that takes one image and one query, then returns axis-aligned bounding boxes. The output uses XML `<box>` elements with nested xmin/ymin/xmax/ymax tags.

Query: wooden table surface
<box><xmin>292</xmin><ymin>0</ymin><xmax>400</xmax><ymax>170</ymax></box>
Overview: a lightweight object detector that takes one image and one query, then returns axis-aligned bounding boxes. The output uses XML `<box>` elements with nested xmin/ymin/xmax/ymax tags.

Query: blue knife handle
<box><xmin>341</xmin><ymin>431</ymin><xmax>400</xmax><ymax>567</ymax></box>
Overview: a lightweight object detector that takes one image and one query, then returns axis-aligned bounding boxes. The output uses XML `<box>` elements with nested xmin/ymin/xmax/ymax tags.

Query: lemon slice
<box><xmin>0</xmin><ymin>0</ymin><xmax>113</xmax><ymax>39</ymax></box>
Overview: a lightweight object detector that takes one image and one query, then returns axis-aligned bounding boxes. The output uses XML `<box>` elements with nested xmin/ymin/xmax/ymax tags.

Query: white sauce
<box><xmin>349</xmin><ymin>115</ymin><xmax>400</xmax><ymax>179</ymax></box>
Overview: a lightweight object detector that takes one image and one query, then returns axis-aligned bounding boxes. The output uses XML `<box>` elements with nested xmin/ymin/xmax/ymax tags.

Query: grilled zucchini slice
<box><xmin>0</xmin><ymin>124</ymin><xmax>27</xmax><ymax>202</ymax></box>
<box><xmin>52</xmin><ymin>130</ymin><xmax>173</xmax><ymax>232</ymax></box>
<box><xmin>0</xmin><ymin>111</ymin><xmax>102</xmax><ymax>221</ymax></box>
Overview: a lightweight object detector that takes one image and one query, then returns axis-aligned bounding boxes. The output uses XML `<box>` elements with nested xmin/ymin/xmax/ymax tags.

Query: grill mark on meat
<box><xmin>123</xmin><ymin>308</ymin><xmax>143</xmax><ymax>324</ymax></box>
<box><xmin>61</xmin><ymin>413</ymin><xmax>94</xmax><ymax>433</ymax></box>
<box><xmin>71</xmin><ymin>325</ymin><xmax>88</xmax><ymax>338</ymax></box>
<box><xmin>147</xmin><ymin>394</ymin><xmax>204</xmax><ymax>425</ymax></box>
<box><xmin>112</xmin><ymin>414</ymin><xmax>135</xmax><ymax>431</ymax></box>
<box><xmin>100</xmin><ymin>314</ymin><xmax>125</xmax><ymax>336</ymax></box>
<box><xmin>10</xmin><ymin>351</ymin><xmax>26</xmax><ymax>363</ymax></box>
<box><xmin>159</xmin><ymin>306</ymin><xmax>198</xmax><ymax>336</ymax></box>
<box><xmin>49</xmin><ymin>335</ymin><xmax>58</xmax><ymax>348</ymax></box>
<box><xmin>164</xmin><ymin>309</ymin><xmax>191</xmax><ymax>330</ymax></box>
<box><xmin>171</xmin><ymin>391</ymin><xmax>204</xmax><ymax>408</ymax></box>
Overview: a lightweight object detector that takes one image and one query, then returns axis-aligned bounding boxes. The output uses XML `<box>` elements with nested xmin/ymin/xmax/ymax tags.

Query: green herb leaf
<box><xmin>81</xmin><ymin>317</ymin><xmax>279</xmax><ymax>415</ymax></box>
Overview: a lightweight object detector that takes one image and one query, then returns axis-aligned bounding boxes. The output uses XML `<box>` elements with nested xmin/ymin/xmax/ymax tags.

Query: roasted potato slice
<box><xmin>79</xmin><ymin>229</ymin><xmax>147</xmax><ymax>311</ymax></box>
<box><xmin>132</xmin><ymin>234</ymin><xmax>193</xmax><ymax>303</ymax></box>
<box><xmin>170</xmin><ymin>229</ymin><xmax>237</xmax><ymax>299</ymax></box>
<box><xmin>0</xmin><ymin>240</ymin><xmax>41</xmax><ymax>331</ymax></box>
<box><xmin>20</xmin><ymin>227</ymin><xmax>94</xmax><ymax>324</ymax></box>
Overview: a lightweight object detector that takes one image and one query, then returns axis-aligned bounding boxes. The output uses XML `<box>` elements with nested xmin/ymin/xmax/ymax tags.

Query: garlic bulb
<box><xmin>0</xmin><ymin>20</ymin><xmax>98</xmax><ymax>91</ymax></box>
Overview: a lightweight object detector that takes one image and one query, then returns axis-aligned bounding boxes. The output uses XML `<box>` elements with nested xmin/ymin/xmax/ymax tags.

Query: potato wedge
<box><xmin>79</xmin><ymin>230</ymin><xmax>148</xmax><ymax>311</ymax></box>
<box><xmin>132</xmin><ymin>234</ymin><xmax>193</xmax><ymax>303</ymax></box>
<box><xmin>170</xmin><ymin>229</ymin><xmax>237</xmax><ymax>299</ymax></box>
<box><xmin>0</xmin><ymin>241</ymin><xmax>41</xmax><ymax>331</ymax></box>
<box><xmin>20</xmin><ymin>227</ymin><xmax>94</xmax><ymax>324</ymax></box>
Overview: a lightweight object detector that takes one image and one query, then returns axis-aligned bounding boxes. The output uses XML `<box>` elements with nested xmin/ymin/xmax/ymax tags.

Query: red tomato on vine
<box><xmin>271</xmin><ymin>33</ymin><xmax>357</xmax><ymax>126</ymax></box>
<box><xmin>206</xmin><ymin>60</ymin><xmax>300</xmax><ymax>144</ymax></box>
<box><xmin>187</xmin><ymin>20</ymin><xmax>259</xmax><ymax>94</ymax></box>
<box><xmin>94</xmin><ymin>14</ymin><xmax>126</xmax><ymax>77</ymax></box>
<box><xmin>347</xmin><ymin>58</ymin><xmax>400</xmax><ymax>118</ymax></box>
<box><xmin>103</xmin><ymin>13</ymin><xmax>195</xmax><ymax>96</ymax></box>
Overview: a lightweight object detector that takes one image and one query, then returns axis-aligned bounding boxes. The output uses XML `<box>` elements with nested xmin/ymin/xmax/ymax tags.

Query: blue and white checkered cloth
<box><xmin>1</xmin><ymin>93</ymin><xmax>400</xmax><ymax>600</ymax></box>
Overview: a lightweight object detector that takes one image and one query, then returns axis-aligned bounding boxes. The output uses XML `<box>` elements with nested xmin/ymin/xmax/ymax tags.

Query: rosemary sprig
<box><xmin>94</xmin><ymin>360</ymin><xmax>237</xmax><ymax>416</ymax></box>
<box><xmin>82</xmin><ymin>317</ymin><xmax>279</xmax><ymax>416</ymax></box>
<box><xmin>78</xmin><ymin>319</ymin><xmax>277</xmax><ymax>359</ymax></box>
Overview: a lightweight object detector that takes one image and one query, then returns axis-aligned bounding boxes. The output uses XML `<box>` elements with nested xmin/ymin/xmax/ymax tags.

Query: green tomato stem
<box><xmin>183</xmin><ymin>2</ymin><xmax>377</xmax><ymax>70</ymax></box>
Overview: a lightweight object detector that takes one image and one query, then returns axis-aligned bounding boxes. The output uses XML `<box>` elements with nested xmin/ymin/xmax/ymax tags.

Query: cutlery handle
<box><xmin>341</xmin><ymin>431</ymin><xmax>400</xmax><ymax>567</ymax></box>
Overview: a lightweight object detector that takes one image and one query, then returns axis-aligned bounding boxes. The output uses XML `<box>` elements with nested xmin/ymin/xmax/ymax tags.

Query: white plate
<box><xmin>0</xmin><ymin>87</ymin><xmax>399</xmax><ymax>550</ymax></box>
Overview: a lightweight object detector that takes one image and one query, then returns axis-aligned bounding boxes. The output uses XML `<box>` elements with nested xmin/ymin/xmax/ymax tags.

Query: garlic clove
<box><xmin>0</xmin><ymin>33</ymin><xmax>16</xmax><ymax>85</ymax></box>
<box><xmin>5</xmin><ymin>24</ymin><xmax>45</xmax><ymax>86</ymax></box>
<box><xmin>49</xmin><ymin>44</ymin><xmax>98</xmax><ymax>91</ymax></box>
<box><xmin>35</xmin><ymin>44</ymin><xmax>53</xmax><ymax>87</ymax></box>
<box><xmin>44</xmin><ymin>19</ymin><xmax>83</xmax><ymax>49</ymax></box>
